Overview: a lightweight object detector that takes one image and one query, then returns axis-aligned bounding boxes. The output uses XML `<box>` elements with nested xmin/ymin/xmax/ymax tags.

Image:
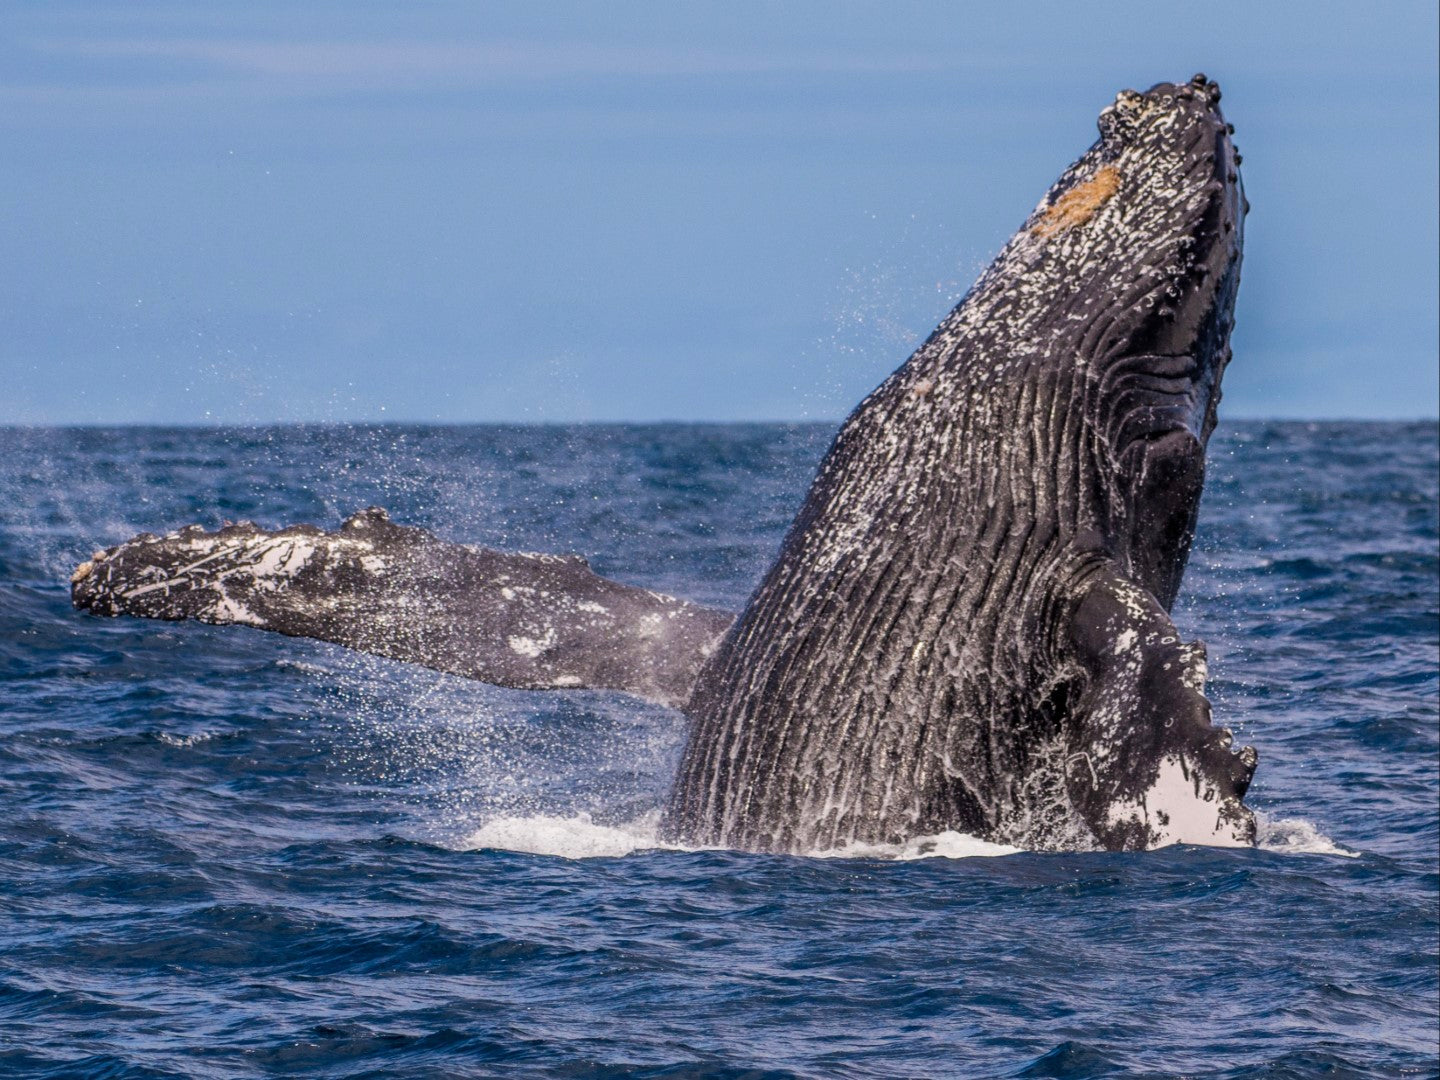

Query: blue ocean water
<box><xmin>0</xmin><ymin>420</ymin><xmax>1435</xmax><ymax>1079</ymax></box>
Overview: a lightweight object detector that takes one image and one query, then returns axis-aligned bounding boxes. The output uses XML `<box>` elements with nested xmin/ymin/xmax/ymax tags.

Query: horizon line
<box><xmin>2</xmin><ymin>415</ymin><xmax>1438</xmax><ymax>431</ymax></box>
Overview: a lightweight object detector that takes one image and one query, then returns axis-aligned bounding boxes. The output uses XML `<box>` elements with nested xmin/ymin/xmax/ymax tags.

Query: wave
<box><xmin>458</xmin><ymin>811</ymin><xmax>668</xmax><ymax>859</ymax></box>
<box><xmin>155</xmin><ymin>730</ymin><xmax>219</xmax><ymax>748</ymax></box>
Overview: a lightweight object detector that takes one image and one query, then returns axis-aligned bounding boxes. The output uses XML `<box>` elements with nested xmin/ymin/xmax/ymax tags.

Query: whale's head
<box><xmin>1013</xmin><ymin>74</ymin><xmax>1247</xmax><ymax>609</ymax></box>
<box><xmin>1004</xmin><ymin>77</ymin><xmax>1255</xmax><ymax>850</ymax></box>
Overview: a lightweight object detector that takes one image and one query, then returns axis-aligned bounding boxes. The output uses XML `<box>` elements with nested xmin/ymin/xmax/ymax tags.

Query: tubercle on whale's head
<box><xmin>1093</xmin><ymin>73</ymin><xmax>1245</xmax><ymax>376</ymax></box>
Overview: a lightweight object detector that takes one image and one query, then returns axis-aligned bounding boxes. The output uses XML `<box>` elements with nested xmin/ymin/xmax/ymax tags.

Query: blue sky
<box><xmin>2</xmin><ymin>2</ymin><xmax>1436</xmax><ymax>424</ymax></box>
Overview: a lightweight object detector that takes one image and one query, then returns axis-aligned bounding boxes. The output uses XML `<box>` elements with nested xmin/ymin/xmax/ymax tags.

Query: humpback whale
<box><xmin>73</xmin><ymin>75</ymin><xmax>1255</xmax><ymax>853</ymax></box>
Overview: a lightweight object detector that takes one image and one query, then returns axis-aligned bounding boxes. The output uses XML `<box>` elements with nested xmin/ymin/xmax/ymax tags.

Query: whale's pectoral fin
<box><xmin>1061</xmin><ymin>565</ymin><xmax>1257</xmax><ymax>851</ymax></box>
<box><xmin>71</xmin><ymin>508</ymin><xmax>734</xmax><ymax>708</ymax></box>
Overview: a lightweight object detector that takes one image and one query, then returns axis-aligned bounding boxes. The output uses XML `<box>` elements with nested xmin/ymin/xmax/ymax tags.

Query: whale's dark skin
<box><xmin>73</xmin><ymin>75</ymin><xmax>1255</xmax><ymax>854</ymax></box>
<box><xmin>71</xmin><ymin>508</ymin><xmax>732</xmax><ymax>709</ymax></box>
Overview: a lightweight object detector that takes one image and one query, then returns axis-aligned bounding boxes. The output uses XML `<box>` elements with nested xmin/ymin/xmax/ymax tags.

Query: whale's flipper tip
<box><xmin>1064</xmin><ymin>566</ymin><xmax>1258</xmax><ymax>851</ymax></box>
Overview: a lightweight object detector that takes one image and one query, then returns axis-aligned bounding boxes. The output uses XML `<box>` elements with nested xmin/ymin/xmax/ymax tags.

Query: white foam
<box><xmin>456</xmin><ymin>813</ymin><xmax>1020</xmax><ymax>861</ymax></box>
<box><xmin>274</xmin><ymin>658</ymin><xmax>335</xmax><ymax>675</ymax></box>
<box><xmin>156</xmin><ymin>731</ymin><xmax>216</xmax><ymax>748</ymax></box>
<box><xmin>1255</xmin><ymin>813</ymin><xmax>1358</xmax><ymax>858</ymax></box>
<box><xmin>453</xmin><ymin>809</ymin><xmax>1357</xmax><ymax>862</ymax></box>
<box><xmin>460</xmin><ymin>812</ymin><xmax>666</xmax><ymax>858</ymax></box>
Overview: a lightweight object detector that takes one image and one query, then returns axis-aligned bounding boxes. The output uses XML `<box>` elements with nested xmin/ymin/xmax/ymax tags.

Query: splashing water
<box><xmin>1255</xmin><ymin>813</ymin><xmax>1359</xmax><ymax>858</ymax></box>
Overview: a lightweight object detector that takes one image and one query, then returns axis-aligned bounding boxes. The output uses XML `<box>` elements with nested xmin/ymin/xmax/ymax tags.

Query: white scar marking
<box><xmin>119</xmin><ymin>536</ymin><xmax>330</xmax><ymax>600</ymax></box>
<box><xmin>209</xmin><ymin>593</ymin><xmax>260</xmax><ymax>626</ymax></box>
<box><xmin>508</xmin><ymin>628</ymin><xmax>557</xmax><ymax>658</ymax></box>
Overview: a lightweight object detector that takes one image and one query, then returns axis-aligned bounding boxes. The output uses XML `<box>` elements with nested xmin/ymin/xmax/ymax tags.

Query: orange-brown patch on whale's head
<box><xmin>1032</xmin><ymin>165</ymin><xmax>1121</xmax><ymax>238</ymax></box>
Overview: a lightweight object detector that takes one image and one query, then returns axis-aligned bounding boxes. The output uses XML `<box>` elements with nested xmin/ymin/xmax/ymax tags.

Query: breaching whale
<box><xmin>73</xmin><ymin>75</ymin><xmax>1255</xmax><ymax>853</ymax></box>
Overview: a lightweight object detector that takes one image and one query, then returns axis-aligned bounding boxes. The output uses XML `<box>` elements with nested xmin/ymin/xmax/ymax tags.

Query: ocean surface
<box><xmin>1</xmin><ymin>420</ymin><xmax>1436</xmax><ymax>1079</ymax></box>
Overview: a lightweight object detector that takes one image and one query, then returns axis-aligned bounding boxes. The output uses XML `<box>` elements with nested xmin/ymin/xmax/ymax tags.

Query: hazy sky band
<box><xmin>3</xmin><ymin>2</ymin><xmax>1436</xmax><ymax>423</ymax></box>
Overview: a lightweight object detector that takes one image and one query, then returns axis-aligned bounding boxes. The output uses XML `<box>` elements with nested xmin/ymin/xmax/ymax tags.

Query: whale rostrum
<box><xmin>73</xmin><ymin>76</ymin><xmax>1255</xmax><ymax>853</ymax></box>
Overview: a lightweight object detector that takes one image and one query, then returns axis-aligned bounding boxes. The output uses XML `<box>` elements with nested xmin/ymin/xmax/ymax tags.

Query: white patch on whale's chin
<box><xmin>1105</xmin><ymin>754</ymin><xmax>1251</xmax><ymax>849</ymax></box>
